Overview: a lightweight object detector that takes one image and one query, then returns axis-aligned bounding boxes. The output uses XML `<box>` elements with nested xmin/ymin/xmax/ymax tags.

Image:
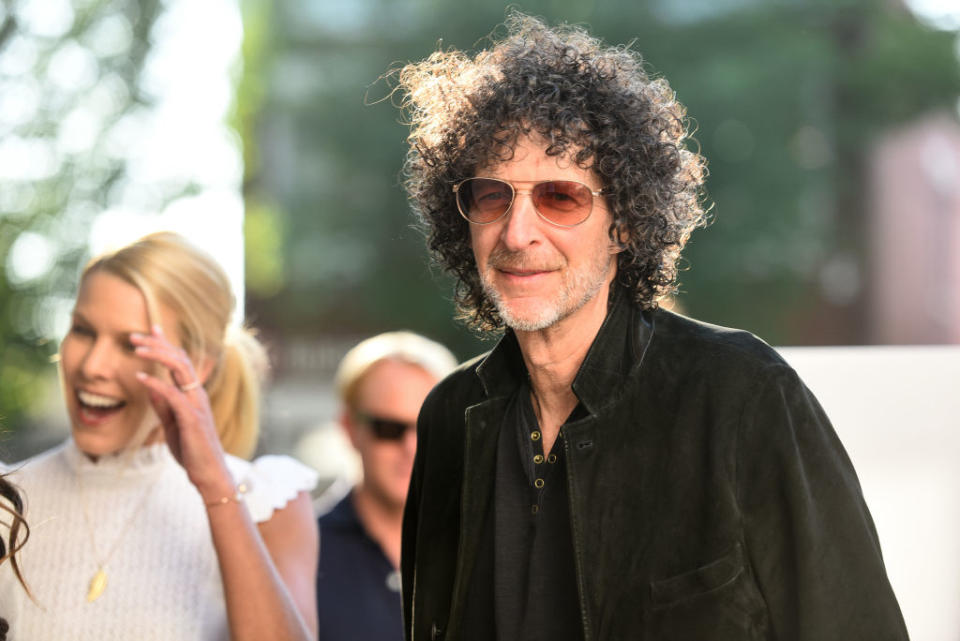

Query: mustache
<box><xmin>487</xmin><ymin>247</ymin><xmax>563</xmax><ymax>272</ymax></box>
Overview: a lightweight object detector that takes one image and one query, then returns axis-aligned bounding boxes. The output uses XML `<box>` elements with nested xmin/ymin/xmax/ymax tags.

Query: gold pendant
<box><xmin>87</xmin><ymin>567</ymin><xmax>107</xmax><ymax>602</ymax></box>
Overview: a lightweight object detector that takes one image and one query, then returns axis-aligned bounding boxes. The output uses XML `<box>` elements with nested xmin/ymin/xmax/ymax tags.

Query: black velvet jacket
<box><xmin>401</xmin><ymin>286</ymin><xmax>909</xmax><ymax>641</ymax></box>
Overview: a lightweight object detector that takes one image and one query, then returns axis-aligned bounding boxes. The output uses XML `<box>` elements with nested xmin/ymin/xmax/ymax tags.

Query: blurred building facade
<box><xmin>869</xmin><ymin>112</ymin><xmax>960</xmax><ymax>343</ymax></box>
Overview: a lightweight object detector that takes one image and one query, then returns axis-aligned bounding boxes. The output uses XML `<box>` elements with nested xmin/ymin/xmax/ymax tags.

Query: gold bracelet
<box><xmin>205</xmin><ymin>482</ymin><xmax>248</xmax><ymax>508</ymax></box>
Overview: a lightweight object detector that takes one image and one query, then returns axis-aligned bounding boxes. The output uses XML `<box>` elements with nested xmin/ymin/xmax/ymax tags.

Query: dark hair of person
<box><xmin>394</xmin><ymin>12</ymin><xmax>709</xmax><ymax>332</ymax></box>
<box><xmin>1</xmin><ymin>473</ymin><xmax>30</xmax><ymax>634</ymax></box>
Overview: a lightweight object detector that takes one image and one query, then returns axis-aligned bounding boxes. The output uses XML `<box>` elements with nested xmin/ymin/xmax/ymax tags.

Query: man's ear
<box><xmin>340</xmin><ymin>408</ymin><xmax>361</xmax><ymax>449</ymax></box>
<box><xmin>610</xmin><ymin>222</ymin><xmax>630</xmax><ymax>254</ymax></box>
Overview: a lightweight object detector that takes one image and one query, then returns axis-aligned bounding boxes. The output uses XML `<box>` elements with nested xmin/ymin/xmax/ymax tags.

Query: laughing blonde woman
<box><xmin>0</xmin><ymin>232</ymin><xmax>318</xmax><ymax>640</ymax></box>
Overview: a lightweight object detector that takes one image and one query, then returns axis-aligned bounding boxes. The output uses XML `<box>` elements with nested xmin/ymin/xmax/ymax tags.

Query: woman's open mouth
<box><xmin>76</xmin><ymin>389</ymin><xmax>126</xmax><ymax>424</ymax></box>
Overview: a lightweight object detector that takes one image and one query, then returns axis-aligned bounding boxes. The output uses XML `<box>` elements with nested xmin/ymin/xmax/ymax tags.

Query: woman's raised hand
<box><xmin>131</xmin><ymin>324</ymin><xmax>234</xmax><ymax>501</ymax></box>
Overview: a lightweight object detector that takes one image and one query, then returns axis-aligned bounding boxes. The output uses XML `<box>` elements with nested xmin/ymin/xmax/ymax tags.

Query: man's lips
<box><xmin>495</xmin><ymin>268</ymin><xmax>556</xmax><ymax>286</ymax></box>
<box><xmin>498</xmin><ymin>267</ymin><xmax>551</xmax><ymax>277</ymax></box>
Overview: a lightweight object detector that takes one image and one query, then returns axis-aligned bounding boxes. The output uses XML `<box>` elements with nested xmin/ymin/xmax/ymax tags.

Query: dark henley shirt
<box><xmin>491</xmin><ymin>380</ymin><xmax>585</xmax><ymax>641</ymax></box>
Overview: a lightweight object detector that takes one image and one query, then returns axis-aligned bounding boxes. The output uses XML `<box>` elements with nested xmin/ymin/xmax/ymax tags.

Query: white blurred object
<box><xmin>294</xmin><ymin>420</ymin><xmax>362</xmax><ymax>507</ymax></box>
<box><xmin>778</xmin><ymin>345</ymin><xmax>960</xmax><ymax>641</ymax></box>
<box><xmin>86</xmin><ymin>0</ymin><xmax>245</xmax><ymax>316</ymax></box>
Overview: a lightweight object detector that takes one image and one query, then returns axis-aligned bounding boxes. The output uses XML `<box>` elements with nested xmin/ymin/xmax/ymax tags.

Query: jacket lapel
<box><xmin>571</xmin><ymin>282</ymin><xmax>654</xmax><ymax>415</ymax></box>
<box><xmin>445</xmin><ymin>334</ymin><xmax>524</xmax><ymax>637</ymax></box>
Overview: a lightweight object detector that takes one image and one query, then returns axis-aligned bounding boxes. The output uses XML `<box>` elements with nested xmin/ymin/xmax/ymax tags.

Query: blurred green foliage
<box><xmin>239</xmin><ymin>0</ymin><xmax>960</xmax><ymax>359</ymax></box>
<box><xmin>0</xmin><ymin>0</ymin><xmax>170</xmax><ymax>431</ymax></box>
<box><xmin>1</xmin><ymin>0</ymin><xmax>958</xmax><ymax>432</ymax></box>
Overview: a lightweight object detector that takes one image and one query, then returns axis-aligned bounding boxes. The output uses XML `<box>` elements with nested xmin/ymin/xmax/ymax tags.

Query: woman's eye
<box><xmin>71</xmin><ymin>324</ymin><xmax>93</xmax><ymax>337</ymax></box>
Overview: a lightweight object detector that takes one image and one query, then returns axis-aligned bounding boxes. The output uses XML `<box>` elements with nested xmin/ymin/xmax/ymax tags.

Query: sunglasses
<box><xmin>453</xmin><ymin>177</ymin><xmax>605</xmax><ymax>227</ymax></box>
<box><xmin>355</xmin><ymin>412</ymin><xmax>416</xmax><ymax>442</ymax></box>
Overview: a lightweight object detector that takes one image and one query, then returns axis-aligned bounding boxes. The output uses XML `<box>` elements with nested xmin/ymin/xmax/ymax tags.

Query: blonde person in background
<box><xmin>0</xmin><ymin>232</ymin><xmax>319</xmax><ymax>640</ymax></box>
<box><xmin>315</xmin><ymin>332</ymin><xmax>457</xmax><ymax>641</ymax></box>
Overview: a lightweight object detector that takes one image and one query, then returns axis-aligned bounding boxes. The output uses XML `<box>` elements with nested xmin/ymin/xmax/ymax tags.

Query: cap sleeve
<box><xmin>225</xmin><ymin>454</ymin><xmax>319</xmax><ymax>523</ymax></box>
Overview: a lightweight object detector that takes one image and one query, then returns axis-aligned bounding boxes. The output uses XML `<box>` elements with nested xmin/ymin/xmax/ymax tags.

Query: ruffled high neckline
<box><xmin>62</xmin><ymin>438</ymin><xmax>173</xmax><ymax>477</ymax></box>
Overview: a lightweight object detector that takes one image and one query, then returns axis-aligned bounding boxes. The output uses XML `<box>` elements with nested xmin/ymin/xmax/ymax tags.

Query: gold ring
<box><xmin>179</xmin><ymin>379</ymin><xmax>203</xmax><ymax>392</ymax></box>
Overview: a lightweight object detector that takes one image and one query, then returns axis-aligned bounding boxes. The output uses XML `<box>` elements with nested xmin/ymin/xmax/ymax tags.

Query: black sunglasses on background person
<box><xmin>354</xmin><ymin>412</ymin><xmax>416</xmax><ymax>441</ymax></box>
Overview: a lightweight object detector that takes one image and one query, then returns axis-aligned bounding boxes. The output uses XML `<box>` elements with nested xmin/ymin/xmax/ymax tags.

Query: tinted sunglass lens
<box><xmin>369</xmin><ymin>418</ymin><xmax>409</xmax><ymax>441</ymax></box>
<box><xmin>533</xmin><ymin>181</ymin><xmax>593</xmax><ymax>225</ymax></box>
<box><xmin>458</xmin><ymin>178</ymin><xmax>513</xmax><ymax>223</ymax></box>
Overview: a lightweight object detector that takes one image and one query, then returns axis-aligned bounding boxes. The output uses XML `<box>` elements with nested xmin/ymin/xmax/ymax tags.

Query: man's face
<box><xmin>344</xmin><ymin>359</ymin><xmax>438</xmax><ymax>511</ymax></box>
<box><xmin>469</xmin><ymin>135</ymin><xmax>619</xmax><ymax>332</ymax></box>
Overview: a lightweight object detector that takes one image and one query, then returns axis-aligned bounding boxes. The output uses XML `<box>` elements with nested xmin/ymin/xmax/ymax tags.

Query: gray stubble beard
<box><xmin>480</xmin><ymin>250</ymin><xmax>614</xmax><ymax>332</ymax></box>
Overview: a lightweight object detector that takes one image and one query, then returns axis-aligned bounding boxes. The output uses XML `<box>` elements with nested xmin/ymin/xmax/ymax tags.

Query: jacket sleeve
<box><xmin>736</xmin><ymin>364</ymin><xmax>909</xmax><ymax>640</ymax></box>
<box><xmin>401</xmin><ymin>399</ymin><xmax>429</xmax><ymax>641</ymax></box>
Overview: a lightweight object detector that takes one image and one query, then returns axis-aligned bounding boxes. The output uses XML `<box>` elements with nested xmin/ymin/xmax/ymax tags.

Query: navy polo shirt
<box><xmin>316</xmin><ymin>492</ymin><xmax>403</xmax><ymax>641</ymax></box>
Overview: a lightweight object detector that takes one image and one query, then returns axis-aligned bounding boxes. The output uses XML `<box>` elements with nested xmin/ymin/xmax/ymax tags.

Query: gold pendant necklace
<box><xmin>87</xmin><ymin>567</ymin><xmax>108</xmax><ymax>602</ymax></box>
<box><xmin>77</xmin><ymin>467</ymin><xmax>162</xmax><ymax>603</ymax></box>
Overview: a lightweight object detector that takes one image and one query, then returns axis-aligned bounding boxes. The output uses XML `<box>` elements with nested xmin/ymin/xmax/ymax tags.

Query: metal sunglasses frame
<box><xmin>452</xmin><ymin>177</ymin><xmax>605</xmax><ymax>228</ymax></box>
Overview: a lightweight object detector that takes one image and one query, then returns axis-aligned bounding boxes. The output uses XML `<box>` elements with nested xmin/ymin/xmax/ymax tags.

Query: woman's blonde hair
<box><xmin>80</xmin><ymin>232</ymin><xmax>267</xmax><ymax>458</ymax></box>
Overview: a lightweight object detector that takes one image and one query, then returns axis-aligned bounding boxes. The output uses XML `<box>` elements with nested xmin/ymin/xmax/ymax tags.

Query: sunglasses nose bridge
<box><xmin>511</xmin><ymin>186</ymin><xmax>569</xmax><ymax>226</ymax></box>
<box><xmin>498</xmin><ymin>186</ymin><xmax>546</xmax><ymax>243</ymax></box>
<box><xmin>504</xmin><ymin>186</ymin><xmax>545</xmax><ymax>218</ymax></box>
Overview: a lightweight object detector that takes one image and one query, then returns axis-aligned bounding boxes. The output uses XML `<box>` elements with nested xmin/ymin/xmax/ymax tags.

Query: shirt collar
<box><xmin>475</xmin><ymin>282</ymin><xmax>654</xmax><ymax>415</ymax></box>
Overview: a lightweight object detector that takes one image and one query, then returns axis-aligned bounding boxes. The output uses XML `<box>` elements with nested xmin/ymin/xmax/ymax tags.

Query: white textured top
<box><xmin>0</xmin><ymin>439</ymin><xmax>317</xmax><ymax>640</ymax></box>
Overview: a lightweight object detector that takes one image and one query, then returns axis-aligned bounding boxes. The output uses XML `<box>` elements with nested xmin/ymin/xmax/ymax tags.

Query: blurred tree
<box><xmin>0</xmin><ymin>0</ymin><xmax>178</xmax><ymax>436</ymax></box>
<box><xmin>241</xmin><ymin>0</ymin><xmax>959</xmax><ymax>359</ymax></box>
<box><xmin>654</xmin><ymin>0</ymin><xmax>960</xmax><ymax>343</ymax></box>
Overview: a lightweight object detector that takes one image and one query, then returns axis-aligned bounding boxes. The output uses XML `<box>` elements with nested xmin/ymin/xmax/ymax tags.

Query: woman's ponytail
<box><xmin>204</xmin><ymin>326</ymin><xmax>268</xmax><ymax>460</ymax></box>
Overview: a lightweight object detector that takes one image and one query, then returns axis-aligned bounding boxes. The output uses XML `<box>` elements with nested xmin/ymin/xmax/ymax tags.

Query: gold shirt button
<box><xmin>531</xmin><ymin>431</ymin><xmax>541</xmax><ymax>441</ymax></box>
<box><xmin>547</xmin><ymin>453</ymin><xmax>557</xmax><ymax>464</ymax></box>
<box><xmin>533</xmin><ymin>454</ymin><xmax>544</xmax><ymax>464</ymax></box>
<box><xmin>534</xmin><ymin>478</ymin><xmax>545</xmax><ymax>489</ymax></box>
<box><xmin>531</xmin><ymin>505</ymin><xmax>540</xmax><ymax>514</ymax></box>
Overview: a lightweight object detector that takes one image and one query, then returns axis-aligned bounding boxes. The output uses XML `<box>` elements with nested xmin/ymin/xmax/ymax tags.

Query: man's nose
<box><xmin>499</xmin><ymin>190</ymin><xmax>543</xmax><ymax>250</ymax></box>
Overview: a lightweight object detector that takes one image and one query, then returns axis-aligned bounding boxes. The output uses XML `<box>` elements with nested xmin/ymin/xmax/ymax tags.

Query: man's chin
<box><xmin>498</xmin><ymin>301</ymin><xmax>561</xmax><ymax>332</ymax></box>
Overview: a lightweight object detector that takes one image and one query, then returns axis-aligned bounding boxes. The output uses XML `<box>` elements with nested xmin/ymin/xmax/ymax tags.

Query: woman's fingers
<box><xmin>131</xmin><ymin>326</ymin><xmax>230</xmax><ymax>491</ymax></box>
<box><xmin>144</xmin><ymin>384</ymin><xmax>183</xmax><ymax>459</ymax></box>
<box><xmin>136</xmin><ymin>370</ymin><xmax>212</xmax><ymax>450</ymax></box>
<box><xmin>136</xmin><ymin>371</ymin><xmax>199</xmax><ymax>425</ymax></box>
<box><xmin>130</xmin><ymin>325</ymin><xmax>202</xmax><ymax>393</ymax></box>
<box><xmin>136</xmin><ymin>368</ymin><xmax>228</xmax><ymax>490</ymax></box>
<box><xmin>145</xmin><ymin>383</ymin><xmax>176</xmax><ymax>427</ymax></box>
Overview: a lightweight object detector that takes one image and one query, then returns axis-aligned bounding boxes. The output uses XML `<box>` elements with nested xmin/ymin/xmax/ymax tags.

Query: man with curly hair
<box><xmin>395</xmin><ymin>12</ymin><xmax>907</xmax><ymax>641</ymax></box>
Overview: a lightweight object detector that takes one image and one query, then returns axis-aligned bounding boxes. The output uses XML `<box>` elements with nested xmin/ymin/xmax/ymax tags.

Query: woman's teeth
<box><xmin>77</xmin><ymin>390</ymin><xmax>124</xmax><ymax>409</ymax></box>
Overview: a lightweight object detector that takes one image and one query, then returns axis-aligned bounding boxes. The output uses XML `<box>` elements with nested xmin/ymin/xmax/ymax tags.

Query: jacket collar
<box><xmin>475</xmin><ymin>282</ymin><xmax>655</xmax><ymax>414</ymax></box>
<box><xmin>475</xmin><ymin>330</ymin><xmax>525</xmax><ymax>399</ymax></box>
